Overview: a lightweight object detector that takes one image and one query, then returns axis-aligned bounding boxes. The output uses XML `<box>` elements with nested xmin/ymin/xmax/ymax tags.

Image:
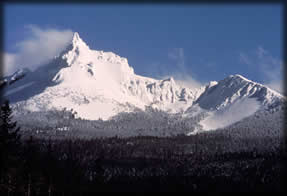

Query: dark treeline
<box><xmin>0</xmin><ymin>101</ymin><xmax>286</xmax><ymax>193</ymax></box>
<box><xmin>0</xmin><ymin>135</ymin><xmax>285</xmax><ymax>193</ymax></box>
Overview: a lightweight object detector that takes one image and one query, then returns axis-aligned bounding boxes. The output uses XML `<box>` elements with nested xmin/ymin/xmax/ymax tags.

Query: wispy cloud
<box><xmin>4</xmin><ymin>25</ymin><xmax>73</xmax><ymax>75</ymax></box>
<box><xmin>239</xmin><ymin>46</ymin><xmax>283</xmax><ymax>94</ymax></box>
<box><xmin>167</xmin><ymin>48</ymin><xmax>186</xmax><ymax>74</ymax></box>
<box><xmin>168</xmin><ymin>48</ymin><xmax>184</xmax><ymax>61</ymax></box>
<box><xmin>164</xmin><ymin>48</ymin><xmax>202</xmax><ymax>89</ymax></box>
<box><xmin>256</xmin><ymin>46</ymin><xmax>268</xmax><ymax>59</ymax></box>
<box><xmin>3</xmin><ymin>53</ymin><xmax>17</xmax><ymax>75</ymax></box>
<box><xmin>200</xmin><ymin>98</ymin><xmax>260</xmax><ymax>130</ymax></box>
<box><xmin>239</xmin><ymin>53</ymin><xmax>252</xmax><ymax>66</ymax></box>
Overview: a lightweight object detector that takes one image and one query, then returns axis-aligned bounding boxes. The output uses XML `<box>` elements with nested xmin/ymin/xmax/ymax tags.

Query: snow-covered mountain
<box><xmin>196</xmin><ymin>74</ymin><xmax>283</xmax><ymax>110</ymax></box>
<box><xmin>2</xmin><ymin>32</ymin><xmax>285</xmax><ymax>132</ymax></box>
<box><xmin>0</xmin><ymin>68</ymin><xmax>29</xmax><ymax>88</ymax></box>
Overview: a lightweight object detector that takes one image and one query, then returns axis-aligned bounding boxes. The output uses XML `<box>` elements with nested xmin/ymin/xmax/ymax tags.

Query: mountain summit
<box><xmin>2</xmin><ymin>32</ymin><xmax>285</xmax><ymax>130</ymax></box>
<box><xmin>196</xmin><ymin>74</ymin><xmax>283</xmax><ymax>111</ymax></box>
<box><xmin>72</xmin><ymin>32</ymin><xmax>87</xmax><ymax>47</ymax></box>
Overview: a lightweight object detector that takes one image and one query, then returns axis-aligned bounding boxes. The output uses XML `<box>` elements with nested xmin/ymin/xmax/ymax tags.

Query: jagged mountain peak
<box><xmin>196</xmin><ymin>73</ymin><xmax>284</xmax><ymax>111</ymax></box>
<box><xmin>229</xmin><ymin>74</ymin><xmax>249</xmax><ymax>80</ymax></box>
<box><xmin>162</xmin><ymin>77</ymin><xmax>175</xmax><ymax>83</ymax></box>
<box><xmin>59</xmin><ymin>33</ymin><xmax>94</xmax><ymax>68</ymax></box>
<box><xmin>59</xmin><ymin>32</ymin><xmax>133</xmax><ymax>72</ymax></box>
<box><xmin>72</xmin><ymin>32</ymin><xmax>80</xmax><ymax>41</ymax></box>
<box><xmin>225</xmin><ymin>74</ymin><xmax>283</xmax><ymax>98</ymax></box>
<box><xmin>2</xmin><ymin>32</ymin><xmax>284</xmax><ymax>123</ymax></box>
<box><xmin>71</xmin><ymin>32</ymin><xmax>89</xmax><ymax>49</ymax></box>
<box><xmin>223</xmin><ymin>74</ymin><xmax>253</xmax><ymax>84</ymax></box>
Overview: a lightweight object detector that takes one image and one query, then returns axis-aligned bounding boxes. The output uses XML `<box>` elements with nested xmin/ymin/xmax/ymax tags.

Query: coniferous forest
<box><xmin>0</xmin><ymin>101</ymin><xmax>286</xmax><ymax>193</ymax></box>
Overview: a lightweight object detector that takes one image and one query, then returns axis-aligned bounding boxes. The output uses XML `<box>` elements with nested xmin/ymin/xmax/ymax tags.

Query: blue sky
<box><xmin>4</xmin><ymin>4</ymin><xmax>283</xmax><ymax>92</ymax></box>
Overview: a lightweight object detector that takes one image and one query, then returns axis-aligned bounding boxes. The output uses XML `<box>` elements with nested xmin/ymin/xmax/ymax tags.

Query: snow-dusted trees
<box><xmin>0</xmin><ymin>100</ymin><xmax>21</xmax><ymax>145</ymax></box>
<box><xmin>0</xmin><ymin>100</ymin><xmax>21</xmax><ymax>194</ymax></box>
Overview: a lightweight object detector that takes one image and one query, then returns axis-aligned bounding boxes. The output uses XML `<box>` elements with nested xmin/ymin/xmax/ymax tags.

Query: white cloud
<box><xmin>168</xmin><ymin>48</ymin><xmax>185</xmax><ymax>71</ymax></box>
<box><xmin>165</xmin><ymin>48</ymin><xmax>203</xmax><ymax>89</ymax></box>
<box><xmin>200</xmin><ymin>98</ymin><xmax>260</xmax><ymax>130</ymax></box>
<box><xmin>239</xmin><ymin>52</ymin><xmax>252</xmax><ymax>66</ymax></box>
<box><xmin>256</xmin><ymin>46</ymin><xmax>268</xmax><ymax>59</ymax></box>
<box><xmin>160</xmin><ymin>73</ymin><xmax>202</xmax><ymax>90</ymax></box>
<box><xmin>3</xmin><ymin>53</ymin><xmax>18</xmax><ymax>75</ymax></box>
<box><xmin>4</xmin><ymin>25</ymin><xmax>73</xmax><ymax>75</ymax></box>
<box><xmin>168</xmin><ymin>48</ymin><xmax>184</xmax><ymax>60</ymax></box>
<box><xmin>239</xmin><ymin>46</ymin><xmax>283</xmax><ymax>94</ymax></box>
<box><xmin>266</xmin><ymin>80</ymin><xmax>283</xmax><ymax>94</ymax></box>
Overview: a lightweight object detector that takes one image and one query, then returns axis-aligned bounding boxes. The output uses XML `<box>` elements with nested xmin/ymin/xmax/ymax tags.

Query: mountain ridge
<box><xmin>2</xmin><ymin>32</ymin><xmax>285</xmax><ymax>131</ymax></box>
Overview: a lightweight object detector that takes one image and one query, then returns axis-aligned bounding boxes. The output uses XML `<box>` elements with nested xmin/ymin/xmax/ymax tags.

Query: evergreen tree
<box><xmin>0</xmin><ymin>100</ymin><xmax>21</xmax><ymax>145</ymax></box>
<box><xmin>0</xmin><ymin>100</ymin><xmax>21</xmax><ymax>193</ymax></box>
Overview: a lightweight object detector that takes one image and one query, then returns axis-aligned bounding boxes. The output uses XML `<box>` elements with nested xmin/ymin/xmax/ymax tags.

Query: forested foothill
<box><xmin>0</xmin><ymin>101</ymin><xmax>286</xmax><ymax>193</ymax></box>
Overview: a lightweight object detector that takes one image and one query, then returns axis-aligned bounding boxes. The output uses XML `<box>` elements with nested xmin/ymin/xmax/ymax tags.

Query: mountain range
<box><xmin>1</xmin><ymin>32</ymin><xmax>285</xmax><ymax>133</ymax></box>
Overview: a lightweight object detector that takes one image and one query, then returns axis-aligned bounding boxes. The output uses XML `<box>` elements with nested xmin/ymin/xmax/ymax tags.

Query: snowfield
<box><xmin>2</xmin><ymin>32</ymin><xmax>285</xmax><ymax>133</ymax></box>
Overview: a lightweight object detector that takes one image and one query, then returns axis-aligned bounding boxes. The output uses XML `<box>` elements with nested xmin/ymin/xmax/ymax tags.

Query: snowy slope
<box><xmin>3</xmin><ymin>32</ymin><xmax>201</xmax><ymax>120</ymax></box>
<box><xmin>2</xmin><ymin>32</ymin><xmax>285</xmax><ymax>132</ymax></box>
<box><xmin>189</xmin><ymin>75</ymin><xmax>285</xmax><ymax>132</ymax></box>
<box><xmin>196</xmin><ymin>74</ymin><xmax>283</xmax><ymax>110</ymax></box>
<box><xmin>0</xmin><ymin>68</ymin><xmax>29</xmax><ymax>89</ymax></box>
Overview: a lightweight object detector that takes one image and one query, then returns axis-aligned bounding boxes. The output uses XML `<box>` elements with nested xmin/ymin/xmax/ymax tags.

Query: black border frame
<box><xmin>0</xmin><ymin>0</ymin><xmax>286</xmax><ymax>192</ymax></box>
